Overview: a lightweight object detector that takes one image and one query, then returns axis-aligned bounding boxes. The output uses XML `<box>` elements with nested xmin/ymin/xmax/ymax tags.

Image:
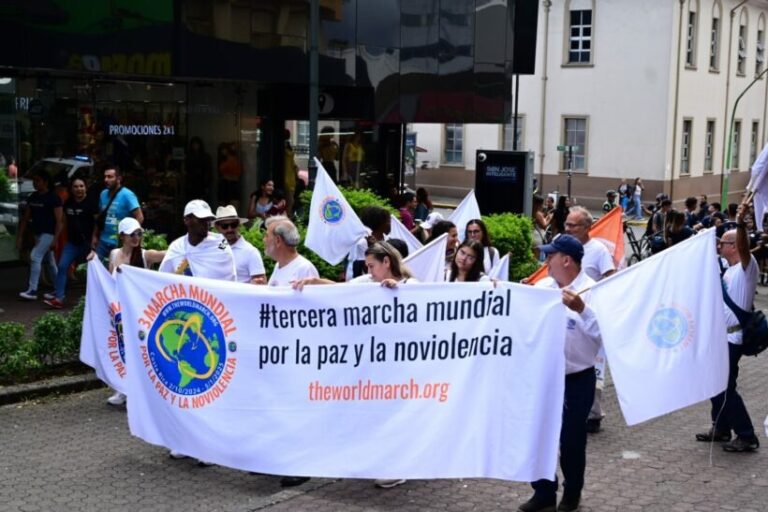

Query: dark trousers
<box><xmin>532</xmin><ymin>367</ymin><xmax>596</xmax><ymax>504</ymax></box>
<box><xmin>710</xmin><ymin>342</ymin><xmax>754</xmax><ymax>437</ymax></box>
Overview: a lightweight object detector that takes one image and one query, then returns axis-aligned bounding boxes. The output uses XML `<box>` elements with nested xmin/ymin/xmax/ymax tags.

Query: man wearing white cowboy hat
<box><xmin>214</xmin><ymin>205</ymin><xmax>266</xmax><ymax>284</ymax></box>
<box><xmin>158</xmin><ymin>199</ymin><xmax>236</xmax><ymax>281</ymax></box>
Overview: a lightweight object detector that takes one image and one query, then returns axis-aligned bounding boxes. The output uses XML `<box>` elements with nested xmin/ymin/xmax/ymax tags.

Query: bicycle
<box><xmin>624</xmin><ymin>220</ymin><xmax>651</xmax><ymax>266</ymax></box>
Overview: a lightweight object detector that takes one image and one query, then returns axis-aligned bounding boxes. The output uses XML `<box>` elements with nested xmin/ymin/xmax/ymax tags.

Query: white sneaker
<box><xmin>106</xmin><ymin>392</ymin><xmax>126</xmax><ymax>406</ymax></box>
<box><xmin>18</xmin><ymin>290</ymin><xmax>37</xmax><ymax>300</ymax></box>
<box><xmin>374</xmin><ymin>479</ymin><xmax>406</xmax><ymax>489</ymax></box>
<box><xmin>43</xmin><ymin>292</ymin><xmax>56</xmax><ymax>300</ymax></box>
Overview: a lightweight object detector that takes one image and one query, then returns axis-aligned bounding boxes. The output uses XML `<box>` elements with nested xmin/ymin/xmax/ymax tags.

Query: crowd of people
<box><xmin>16</xmin><ymin>163</ymin><xmax>767</xmax><ymax>511</ymax></box>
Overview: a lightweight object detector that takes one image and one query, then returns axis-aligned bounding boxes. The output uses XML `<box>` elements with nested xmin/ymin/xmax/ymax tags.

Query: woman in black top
<box><xmin>44</xmin><ymin>176</ymin><xmax>97</xmax><ymax>308</ymax></box>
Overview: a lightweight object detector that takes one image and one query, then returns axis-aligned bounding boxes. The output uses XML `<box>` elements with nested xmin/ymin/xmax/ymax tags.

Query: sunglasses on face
<box><xmin>218</xmin><ymin>222</ymin><xmax>239</xmax><ymax>230</ymax></box>
<box><xmin>127</xmin><ymin>231</ymin><xmax>143</xmax><ymax>238</ymax></box>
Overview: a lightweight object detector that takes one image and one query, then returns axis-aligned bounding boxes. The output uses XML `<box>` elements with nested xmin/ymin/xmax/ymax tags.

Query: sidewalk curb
<box><xmin>0</xmin><ymin>372</ymin><xmax>105</xmax><ymax>406</ymax></box>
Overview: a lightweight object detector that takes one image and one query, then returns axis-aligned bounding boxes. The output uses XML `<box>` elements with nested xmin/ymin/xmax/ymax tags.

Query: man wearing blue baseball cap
<box><xmin>519</xmin><ymin>234</ymin><xmax>603</xmax><ymax>512</ymax></box>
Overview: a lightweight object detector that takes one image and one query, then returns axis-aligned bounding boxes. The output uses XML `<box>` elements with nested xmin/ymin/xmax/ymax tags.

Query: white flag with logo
<box><xmin>403</xmin><ymin>233</ymin><xmax>448</xmax><ymax>282</ymax></box>
<box><xmin>488</xmin><ymin>253</ymin><xmax>510</xmax><ymax>281</ymax></box>
<box><xmin>389</xmin><ymin>214</ymin><xmax>423</xmax><ymax>255</ymax></box>
<box><xmin>589</xmin><ymin>229</ymin><xmax>728</xmax><ymax>425</ymax></box>
<box><xmin>80</xmin><ymin>259</ymin><xmax>127</xmax><ymax>393</ymax></box>
<box><xmin>448</xmin><ymin>190</ymin><xmax>482</xmax><ymax>242</ymax></box>
<box><xmin>305</xmin><ymin>158</ymin><xmax>369</xmax><ymax>265</ymax></box>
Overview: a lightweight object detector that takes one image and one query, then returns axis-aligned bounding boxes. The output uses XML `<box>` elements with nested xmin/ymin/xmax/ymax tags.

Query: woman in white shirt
<box><xmin>464</xmin><ymin>219</ymin><xmax>499</xmax><ymax>273</ymax></box>
<box><xmin>446</xmin><ymin>240</ymin><xmax>490</xmax><ymax>282</ymax></box>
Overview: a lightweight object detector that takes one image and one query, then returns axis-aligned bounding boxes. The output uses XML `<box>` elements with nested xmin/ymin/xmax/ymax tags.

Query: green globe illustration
<box><xmin>647</xmin><ymin>308</ymin><xmax>688</xmax><ymax>349</ymax></box>
<box><xmin>148</xmin><ymin>307</ymin><xmax>226</xmax><ymax>394</ymax></box>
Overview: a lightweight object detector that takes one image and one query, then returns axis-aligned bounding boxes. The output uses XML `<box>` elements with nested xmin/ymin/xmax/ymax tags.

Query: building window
<box><xmin>710</xmin><ymin>4</ymin><xmax>721</xmax><ymax>71</ymax></box>
<box><xmin>443</xmin><ymin>123</ymin><xmax>463</xmax><ymax>164</ymax></box>
<box><xmin>686</xmin><ymin>7</ymin><xmax>698</xmax><ymax>67</ymax></box>
<box><xmin>751</xmin><ymin>121</ymin><xmax>759</xmax><ymax>165</ymax></box>
<box><xmin>733</xmin><ymin>120</ymin><xmax>741</xmax><ymax>170</ymax></box>
<box><xmin>681</xmin><ymin>119</ymin><xmax>692</xmax><ymax>174</ymax></box>
<box><xmin>738</xmin><ymin>15</ymin><xmax>747</xmax><ymax>76</ymax></box>
<box><xmin>704</xmin><ymin>120</ymin><xmax>715</xmax><ymax>172</ymax></box>
<box><xmin>758</xmin><ymin>18</ymin><xmax>766</xmax><ymax>76</ymax></box>
<box><xmin>503</xmin><ymin>117</ymin><xmax>524</xmax><ymax>150</ymax></box>
<box><xmin>296</xmin><ymin>121</ymin><xmax>310</xmax><ymax>155</ymax></box>
<box><xmin>567</xmin><ymin>10</ymin><xmax>592</xmax><ymax>64</ymax></box>
<box><xmin>562</xmin><ymin>117</ymin><xmax>587</xmax><ymax>171</ymax></box>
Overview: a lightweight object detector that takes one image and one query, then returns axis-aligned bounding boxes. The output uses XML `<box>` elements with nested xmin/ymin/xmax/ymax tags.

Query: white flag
<box><xmin>389</xmin><ymin>214</ymin><xmax>423</xmax><ymax>256</ymax></box>
<box><xmin>403</xmin><ymin>233</ymin><xmax>448</xmax><ymax>282</ymax></box>
<box><xmin>749</xmin><ymin>143</ymin><xmax>768</xmax><ymax>229</ymax></box>
<box><xmin>305</xmin><ymin>158</ymin><xmax>369</xmax><ymax>265</ymax></box>
<box><xmin>448</xmin><ymin>190</ymin><xmax>482</xmax><ymax>242</ymax></box>
<box><xmin>80</xmin><ymin>260</ymin><xmax>127</xmax><ymax>393</ymax></box>
<box><xmin>589</xmin><ymin>229</ymin><xmax>728</xmax><ymax>425</ymax></box>
<box><xmin>488</xmin><ymin>253</ymin><xmax>510</xmax><ymax>281</ymax></box>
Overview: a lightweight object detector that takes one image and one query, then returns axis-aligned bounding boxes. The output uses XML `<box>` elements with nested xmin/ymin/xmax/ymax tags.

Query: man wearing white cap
<box><xmin>214</xmin><ymin>205</ymin><xmax>266</xmax><ymax>284</ymax></box>
<box><xmin>159</xmin><ymin>199</ymin><xmax>236</xmax><ymax>281</ymax></box>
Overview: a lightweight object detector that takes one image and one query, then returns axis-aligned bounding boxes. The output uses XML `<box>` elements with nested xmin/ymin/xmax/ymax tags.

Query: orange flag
<box><xmin>525</xmin><ymin>207</ymin><xmax>625</xmax><ymax>285</ymax></box>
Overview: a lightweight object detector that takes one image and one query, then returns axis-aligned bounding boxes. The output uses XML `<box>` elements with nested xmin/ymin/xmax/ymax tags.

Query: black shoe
<box><xmin>518</xmin><ymin>497</ymin><xmax>556</xmax><ymax>512</ymax></box>
<box><xmin>695</xmin><ymin>428</ymin><xmax>731</xmax><ymax>442</ymax></box>
<box><xmin>280</xmin><ymin>476</ymin><xmax>310</xmax><ymax>487</ymax></box>
<box><xmin>723</xmin><ymin>435</ymin><xmax>760</xmax><ymax>452</ymax></box>
<box><xmin>585</xmin><ymin>418</ymin><xmax>601</xmax><ymax>434</ymax></box>
<box><xmin>557</xmin><ymin>492</ymin><xmax>581</xmax><ymax>512</ymax></box>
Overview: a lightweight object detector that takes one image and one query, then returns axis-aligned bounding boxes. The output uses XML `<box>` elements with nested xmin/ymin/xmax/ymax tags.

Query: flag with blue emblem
<box><xmin>589</xmin><ymin>229</ymin><xmax>728</xmax><ymax>425</ymax></box>
<box><xmin>305</xmin><ymin>158</ymin><xmax>369</xmax><ymax>265</ymax></box>
<box><xmin>389</xmin><ymin>214</ymin><xmax>423</xmax><ymax>255</ymax></box>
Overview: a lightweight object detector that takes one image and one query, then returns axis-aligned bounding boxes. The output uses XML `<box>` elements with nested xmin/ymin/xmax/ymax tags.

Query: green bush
<box><xmin>32</xmin><ymin>313</ymin><xmax>69</xmax><ymax>364</ymax></box>
<box><xmin>0</xmin><ymin>321</ymin><xmax>38</xmax><ymax>379</ymax></box>
<box><xmin>63</xmin><ymin>297</ymin><xmax>86</xmax><ymax>357</ymax></box>
<box><xmin>483</xmin><ymin>213</ymin><xmax>540</xmax><ymax>281</ymax></box>
<box><xmin>0</xmin><ymin>172</ymin><xmax>10</xmax><ymax>202</ymax></box>
<box><xmin>141</xmin><ymin>229</ymin><xmax>169</xmax><ymax>250</ymax></box>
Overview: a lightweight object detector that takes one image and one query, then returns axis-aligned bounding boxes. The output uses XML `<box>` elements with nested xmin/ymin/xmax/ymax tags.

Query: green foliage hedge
<box><xmin>483</xmin><ymin>213</ymin><xmax>540</xmax><ymax>281</ymax></box>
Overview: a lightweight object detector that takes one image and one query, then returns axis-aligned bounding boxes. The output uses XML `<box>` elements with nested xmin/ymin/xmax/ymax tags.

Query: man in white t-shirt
<box><xmin>159</xmin><ymin>200</ymin><xmax>236</xmax><ymax>281</ymax></box>
<box><xmin>159</xmin><ymin>199</ymin><xmax>236</xmax><ymax>463</ymax></box>
<box><xmin>696</xmin><ymin>204</ymin><xmax>760</xmax><ymax>452</ymax></box>
<box><xmin>264</xmin><ymin>215</ymin><xmax>319</xmax><ymax>287</ymax></box>
<box><xmin>565</xmin><ymin>206</ymin><xmax>615</xmax><ymax>435</ymax></box>
<box><xmin>214</xmin><ymin>205</ymin><xmax>266</xmax><ymax>284</ymax></box>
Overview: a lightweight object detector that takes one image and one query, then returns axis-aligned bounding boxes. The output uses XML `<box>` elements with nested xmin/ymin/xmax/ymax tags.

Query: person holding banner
<box><xmin>446</xmin><ymin>240</ymin><xmax>489</xmax><ymax>282</ymax></box>
<box><xmin>346</xmin><ymin>206</ymin><xmax>391</xmax><ymax>280</ymax></box>
<box><xmin>264</xmin><ymin>216</ymin><xmax>319</xmax><ymax>289</ymax></box>
<box><xmin>519</xmin><ymin>234</ymin><xmax>602</xmax><ymax>512</ymax></box>
<box><xmin>426</xmin><ymin>220</ymin><xmax>458</xmax><ymax>271</ymax></box>
<box><xmin>465</xmin><ymin>219</ymin><xmax>500</xmax><ymax>273</ymax></box>
<box><xmin>696</xmin><ymin>204</ymin><xmax>761</xmax><ymax>453</ymax></box>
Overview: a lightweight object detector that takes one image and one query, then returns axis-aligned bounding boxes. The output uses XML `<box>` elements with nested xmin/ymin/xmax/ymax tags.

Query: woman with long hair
<box><xmin>248</xmin><ymin>179</ymin><xmax>275</xmax><ymax>221</ymax></box>
<box><xmin>465</xmin><ymin>218</ymin><xmax>500</xmax><ymax>273</ymax></box>
<box><xmin>108</xmin><ymin>217</ymin><xmax>165</xmax><ymax>273</ymax></box>
<box><xmin>414</xmin><ymin>187</ymin><xmax>432</xmax><ymax>221</ymax></box>
<box><xmin>551</xmin><ymin>195</ymin><xmax>570</xmax><ymax>237</ymax></box>
<box><xmin>426</xmin><ymin>220</ymin><xmax>458</xmax><ymax>269</ymax></box>
<box><xmin>447</xmin><ymin>240</ymin><xmax>489</xmax><ymax>282</ymax></box>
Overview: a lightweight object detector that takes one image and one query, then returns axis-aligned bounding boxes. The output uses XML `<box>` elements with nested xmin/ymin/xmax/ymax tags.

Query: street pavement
<box><xmin>2</xmin><ymin>290</ymin><xmax>768</xmax><ymax>511</ymax></box>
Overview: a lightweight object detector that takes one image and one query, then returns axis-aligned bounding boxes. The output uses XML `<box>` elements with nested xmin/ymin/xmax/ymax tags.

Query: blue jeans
<box><xmin>633</xmin><ymin>198</ymin><xmax>643</xmax><ymax>219</ymax></box>
<box><xmin>710</xmin><ymin>342</ymin><xmax>755</xmax><ymax>437</ymax></box>
<box><xmin>54</xmin><ymin>242</ymin><xmax>90</xmax><ymax>300</ymax></box>
<box><xmin>95</xmin><ymin>240</ymin><xmax>116</xmax><ymax>266</ymax></box>
<box><xmin>531</xmin><ymin>367</ymin><xmax>596</xmax><ymax>504</ymax></box>
<box><xmin>620</xmin><ymin>196</ymin><xmax>629</xmax><ymax>212</ymax></box>
<box><xmin>28</xmin><ymin>233</ymin><xmax>57</xmax><ymax>293</ymax></box>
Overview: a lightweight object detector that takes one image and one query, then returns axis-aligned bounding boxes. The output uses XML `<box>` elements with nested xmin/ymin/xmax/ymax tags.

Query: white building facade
<box><xmin>413</xmin><ymin>0</ymin><xmax>768</xmax><ymax>209</ymax></box>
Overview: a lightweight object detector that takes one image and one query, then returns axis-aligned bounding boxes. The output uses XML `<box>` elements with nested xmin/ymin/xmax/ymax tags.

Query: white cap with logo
<box><xmin>184</xmin><ymin>199</ymin><xmax>215</xmax><ymax>219</ymax></box>
<box><xmin>118</xmin><ymin>217</ymin><xmax>143</xmax><ymax>235</ymax></box>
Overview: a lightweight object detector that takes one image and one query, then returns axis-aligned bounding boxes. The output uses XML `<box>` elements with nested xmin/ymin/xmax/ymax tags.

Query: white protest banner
<box><xmin>117</xmin><ymin>266</ymin><xmax>566</xmax><ymax>482</ymax></box>
<box><xmin>749</xmin><ymin>143</ymin><xmax>768</xmax><ymax>229</ymax></box>
<box><xmin>305</xmin><ymin>158</ymin><xmax>369</xmax><ymax>265</ymax></box>
<box><xmin>589</xmin><ymin>229</ymin><xmax>728</xmax><ymax>425</ymax></box>
<box><xmin>389</xmin><ymin>214</ymin><xmax>423</xmax><ymax>255</ymax></box>
<box><xmin>488</xmin><ymin>252</ymin><xmax>510</xmax><ymax>281</ymax></box>
<box><xmin>403</xmin><ymin>233</ymin><xmax>448</xmax><ymax>282</ymax></box>
<box><xmin>80</xmin><ymin>259</ymin><xmax>127</xmax><ymax>393</ymax></box>
<box><xmin>448</xmin><ymin>190</ymin><xmax>482</xmax><ymax>241</ymax></box>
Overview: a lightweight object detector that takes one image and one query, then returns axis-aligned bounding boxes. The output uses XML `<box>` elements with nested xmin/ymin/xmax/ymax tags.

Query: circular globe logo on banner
<box><xmin>320</xmin><ymin>196</ymin><xmax>344</xmax><ymax>224</ymax></box>
<box><xmin>110</xmin><ymin>311</ymin><xmax>126</xmax><ymax>363</ymax></box>
<box><xmin>147</xmin><ymin>300</ymin><xmax>227</xmax><ymax>396</ymax></box>
<box><xmin>647</xmin><ymin>307</ymin><xmax>691</xmax><ymax>349</ymax></box>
